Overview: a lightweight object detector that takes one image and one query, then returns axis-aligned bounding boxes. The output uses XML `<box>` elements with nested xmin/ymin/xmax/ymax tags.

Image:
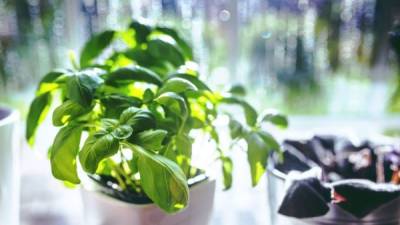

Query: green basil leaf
<box><xmin>168</xmin><ymin>73</ymin><xmax>211</xmax><ymax>91</ymax></box>
<box><xmin>154</xmin><ymin>92</ymin><xmax>188</xmax><ymax>117</ymax></box>
<box><xmin>101</xmin><ymin>118</ymin><xmax>119</xmax><ymax>130</ymax></box>
<box><xmin>111</xmin><ymin>125</ymin><xmax>133</xmax><ymax>140</ymax></box>
<box><xmin>188</xmin><ymin>117</ymin><xmax>205</xmax><ymax>129</ymax></box>
<box><xmin>66</xmin><ymin>73</ymin><xmax>103</xmax><ymax>106</ymax></box>
<box><xmin>39</xmin><ymin>70</ymin><xmax>66</xmax><ymax>84</ymax></box>
<box><xmin>96</xmin><ymin>159</ymin><xmax>114</xmax><ymax>176</ymax></box>
<box><xmin>100</xmin><ymin>94</ymin><xmax>142</xmax><ymax>119</ymax></box>
<box><xmin>100</xmin><ymin>118</ymin><xmax>133</xmax><ymax>140</ymax></box>
<box><xmin>143</xmin><ymin>88</ymin><xmax>155</xmax><ymax>103</ymax></box>
<box><xmin>220</xmin><ymin>96</ymin><xmax>258</xmax><ymax>126</ymax></box>
<box><xmin>175</xmin><ymin>134</ymin><xmax>192</xmax><ymax>158</ymax></box>
<box><xmin>175</xmin><ymin>134</ymin><xmax>192</xmax><ymax>175</ymax></box>
<box><xmin>155</xmin><ymin>26</ymin><xmax>193</xmax><ymax>59</ymax></box>
<box><xmin>229</xmin><ymin>118</ymin><xmax>244</xmax><ymax>139</ymax></box>
<box><xmin>158</xmin><ymin>77</ymin><xmax>197</xmax><ymax>95</ymax></box>
<box><xmin>123</xmin><ymin>48</ymin><xmax>169</xmax><ymax>75</ymax></box>
<box><xmin>106</xmin><ymin>66</ymin><xmax>163</xmax><ymax>86</ymax></box>
<box><xmin>80</xmin><ymin>30</ymin><xmax>115</xmax><ymax>68</ymax></box>
<box><xmin>50</xmin><ymin>123</ymin><xmax>82</xmax><ymax>184</ymax></box>
<box><xmin>120</xmin><ymin>107</ymin><xmax>156</xmax><ymax>133</ymax></box>
<box><xmin>52</xmin><ymin>100</ymin><xmax>90</xmax><ymax>126</ymax></box>
<box><xmin>148</xmin><ymin>36</ymin><xmax>185</xmax><ymax>67</ymax></box>
<box><xmin>221</xmin><ymin>156</ymin><xmax>233</xmax><ymax>190</ymax></box>
<box><xmin>100</xmin><ymin>118</ymin><xmax>119</xmax><ymax>133</ymax></box>
<box><xmin>257</xmin><ymin>130</ymin><xmax>280</xmax><ymax>151</ymax></box>
<box><xmin>260</xmin><ymin>111</ymin><xmax>289</xmax><ymax>129</ymax></box>
<box><xmin>36</xmin><ymin>70</ymin><xmax>67</xmax><ymax>95</ymax></box>
<box><xmin>129</xmin><ymin>20</ymin><xmax>153</xmax><ymax>43</ymax></box>
<box><xmin>131</xmin><ymin>129</ymin><xmax>167</xmax><ymax>152</ymax></box>
<box><xmin>129</xmin><ymin>144</ymin><xmax>189</xmax><ymax>213</ymax></box>
<box><xmin>228</xmin><ymin>84</ymin><xmax>246</xmax><ymax>96</ymax></box>
<box><xmin>119</xmin><ymin>107</ymin><xmax>141</xmax><ymax>124</ymax></box>
<box><xmin>26</xmin><ymin>93</ymin><xmax>52</xmax><ymax>145</ymax></box>
<box><xmin>245</xmin><ymin>131</ymin><xmax>268</xmax><ymax>186</ymax></box>
<box><xmin>79</xmin><ymin>133</ymin><xmax>120</xmax><ymax>174</ymax></box>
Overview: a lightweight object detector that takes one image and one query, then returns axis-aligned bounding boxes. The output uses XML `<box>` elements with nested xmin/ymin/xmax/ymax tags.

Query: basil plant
<box><xmin>26</xmin><ymin>20</ymin><xmax>287</xmax><ymax>213</ymax></box>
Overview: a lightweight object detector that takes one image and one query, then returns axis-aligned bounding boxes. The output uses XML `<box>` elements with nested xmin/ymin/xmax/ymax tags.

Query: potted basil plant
<box><xmin>26</xmin><ymin>20</ymin><xmax>287</xmax><ymax>225</ymax></box>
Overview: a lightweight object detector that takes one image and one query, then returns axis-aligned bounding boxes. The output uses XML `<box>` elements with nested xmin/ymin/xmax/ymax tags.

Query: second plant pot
<box><xmin>81</xmin><ymin>174</ymin><xmax>216</xmax><ymax>225</ymax></box>
<box><xmin>267</xmin><ymin>135</ymin><xmax>400</xmax><ymax>225</ymax></box>
<box><xmin>0</xmin><ymin>106</ymin><xmax>19</xmax><ymax>225</ymax></box>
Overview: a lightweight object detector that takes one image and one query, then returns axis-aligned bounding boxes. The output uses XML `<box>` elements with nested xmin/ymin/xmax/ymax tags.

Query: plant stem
<box><xmin>109</xmin><ymin>160</ymin><xmax>127</xmax><ymax>190</ymax></box>
<box><xmin>119</xmin><ymin>150</ymin><xmax>139</xmax><ymax>191</ymax></box>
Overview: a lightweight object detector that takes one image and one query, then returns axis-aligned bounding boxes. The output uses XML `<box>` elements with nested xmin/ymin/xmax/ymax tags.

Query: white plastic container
<box><xmin>81</xmin><ymin>178</ymin><xmax>216</xmax><ymax>225</ymax></box>
<box><xmin>0</xmin><ymin>106</ymin><xmax>19</xmax><ymax>225</ymax></box>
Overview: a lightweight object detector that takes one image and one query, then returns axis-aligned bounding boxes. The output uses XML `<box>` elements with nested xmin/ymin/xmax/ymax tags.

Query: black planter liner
<box><xmin>270</xmin><ymin>135</ymin><xmax>400</xmax><ymax>223</ymax></box>
<box><xmin>88</xmin><ymin>169</ymin><xmax>208</xmax><ymax>205</ymax></box>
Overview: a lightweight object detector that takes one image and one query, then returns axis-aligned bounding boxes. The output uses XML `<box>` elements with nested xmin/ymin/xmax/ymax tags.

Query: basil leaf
<box><xmin>39</xmin><ymin>70</ymin><xmax>66</xmax><ymax>84</ymax></box>
<box><xmin>143</xmin><ymin>89</ymin><xmax>155</xmax><ymax>103</ymax></box>
<box><xmin>119</xmin><ymin>107</ymin><xmax>141</xmax><ymax>124</ymax></box>
<box><xmin>36</xmin><ymin>70</ymin><xmax>66</xmax><ymax>95</ymax></box>
<box><xmin>123</xmin><ymin>48</ymin><xmax>168</xmax><ymax>76</ymax></box>
<box><xmin>258</xmin><ymin>130</ymin><xmax>280</xmax><ymax>151</ymax></box>
<box><xmin>100</xmin><ymin>118</ymin><xmax>133</xmax><ymax>140</ymax></box>
<box><xmin>221</xmin><ymin>156</ymin><xmax>233</xmax><ymax>190</ymax></box>
<box><xmin>66</xmin><ymin>73</ymin><xmax>103</xmax><ymax>106</ymax></box>
<box><xmin>260</xmin><ymin>111</ymin><xmax>288</xmax><ymax>129</ymax></box>
<box><xmin>111</xmin><ymin>125</ymin><xmax>133</xmax><ymax>140</ymax></box>
<box><xmin>155</xmin><ymin>92</ymin><xmax>188</xmax><ymax>117</ymax></box>
<box><xmin>175</xmin><ymin>134</ymin><xmax>192</xmax><ymax>175</ymax></box>
<box><xmin>129</xmin><ymin>20</ymin><xmax>152</xmax><ymax>44</ymax></box>
<box><xmin>131</xmin><ymin>129</ymin><xmax>167</xmax><ymax>152</ymax></box>
<box><xmin>79</xmin><ymin>133</ymin><xmax>120</xmax><ymax>174</ymax></box>
<box><xmin>100</xmin><ymin>94</ymin><xmax>142</xmax><ymax>119</ymax></box>
<box><xmin>129</xmin><ymin>144</ymin><xmax>189</xmax><ymax>213</ymax></box>
<box><xmin>228</xmin><ymin>84</ymin><xmax>246</xmax><ymax>96</ymax></box>
<box><xmin>168</xmin><ymin>73</ymin><xmax>211</xmax><ymax>91</ymax></box>
<box><xmin>106</xmin><ymin>66</ymin><xmax>163</xmax><ymax>86</ymax></box>
<box><xmin>229</xmin><ymin>118</ymin><xmax>244</xmax><ymax>139</ymax></box>
<box><xmin>80</xmin><ymin>30</ymin><xmax>115</xmax><ymax>68</ymax></box>
<box><xmin>148</xmin><ymin>36</ymin><xmax>185</xmax><ymax>67</ymax></box>
<box><xmin>96</xmin><ymin>159</ymin><xmax>114</xmax><ymax>176</ymax></box>
<box><xmin>120</xmin><ymin>107</ymin><xmax>156</xmax><ymax>133</ymax></box>
<box><xmin>245</xmin><ymin>131</ymin><xmax>268</xmax><ymax>186</ymax></box>
<box><xmin>155</xmin><ymin>26</ymin><xmax>193</xmax><ymax>59</ymax></box>
<box><xmin>52</xmin><ymin>100</ymin><xmax>90</xmax><ymax>126</ymax></box>
<box><xmin>101</xmin><ymin>118</ymin><xmax>119</xmax><ymax>130</ymax></box>
<box><xmin>175</xmin><ymin>134</ymin><xmax>192</xmax><ymax>158</ymax></box>
<box><xmin>50</xmin><ymin>123</ymin><xmax>82</xmax><ymax>184</ymax></box>
<box><xmin>26</xmin><ymin>93</ymin><xmax>52</xmax><ymax>145</ymax></box>
<box><xmin>158</xmin><ymin>77</ymin><xmax>197</xmax><ymax>95</ymax></box>
<box><xmin>221</xmin><ymin>96</ymin><xmax>258</xmax><ymax>127</ymax></box>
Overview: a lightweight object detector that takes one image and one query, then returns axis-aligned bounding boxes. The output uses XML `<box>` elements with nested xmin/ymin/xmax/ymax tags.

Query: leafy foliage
<box><xmin>26</xmin><ymin>20</ymin><xmax>287</xmax><ymax>213</ymax></box>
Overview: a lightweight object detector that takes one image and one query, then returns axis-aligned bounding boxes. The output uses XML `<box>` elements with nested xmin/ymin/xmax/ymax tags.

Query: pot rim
<box><xmin>0</xmin><ymin>105</ymin><xmax>18</xmax><ymax>127</ymax></box>
<box><xmin>268</xmin><ymin>134</ymin><xmax>400</xmax><ymax>183</ymax></box>
<box><xmin>82</xmin><ymin>176</ymin><xmax>216</xmax><ymax>208</ymax></box>
<box><xmin>267</xmin><ymin>165</ymin><xmax>287</xmax><ymax>181</ymax></box>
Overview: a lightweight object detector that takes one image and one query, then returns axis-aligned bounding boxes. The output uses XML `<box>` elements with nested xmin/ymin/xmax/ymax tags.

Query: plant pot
<box><xmin>0</xmin><ymin>106</ymin><xmax>19</xmax><ymax>225</ymax></box>
<box><xmin>81</xmin><ymin>176</ymin><xmax>216</xmax><ymax>225</ymax></box>
<box><xmin>267</xmin><ymin>168</ymin><xmax>400</xmax><ymax>225</ymax></box>
<box><xmin>267</xmin><ymin>136</ymin><xmax>400</xmax><ymax>225</ymax></box>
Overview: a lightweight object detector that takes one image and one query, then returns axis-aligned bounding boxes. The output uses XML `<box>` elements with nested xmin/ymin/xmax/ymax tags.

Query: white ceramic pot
<box><xmin>81</xmin><ymin>178</ymin><xmax>216</xmax><ymax>225</ymax></box>
<box><xmin>0</xmin><ymin>106</ymin><xmax>19</xmax><ymax>225</ymax></box>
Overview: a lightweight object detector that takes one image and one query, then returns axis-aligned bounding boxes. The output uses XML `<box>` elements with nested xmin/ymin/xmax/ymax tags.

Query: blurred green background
<box><xmin>1</xmin><ymin>0</ymin><xmax>400</xmax><ymax>117</ymax></box>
